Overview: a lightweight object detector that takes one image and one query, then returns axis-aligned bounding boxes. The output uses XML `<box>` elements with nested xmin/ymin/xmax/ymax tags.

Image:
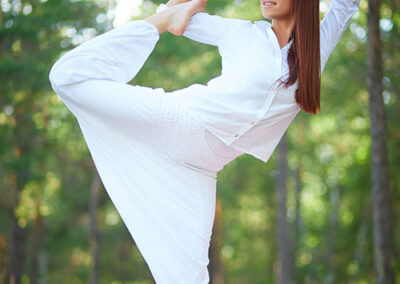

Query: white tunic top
<box><xmin>48</xmin><ymin>19</ymin><xmax>239</xmax><ymax>282</ymax></box>
<box><xmin>157</xmin><ymin>0</ymin><xmax>360</xmax><ymax>162</ymax></box>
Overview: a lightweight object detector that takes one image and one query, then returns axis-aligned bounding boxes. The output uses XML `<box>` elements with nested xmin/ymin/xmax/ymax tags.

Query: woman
<box><xmin>48</xmin><ymin>0</ymin><xmax>360</xmax><ymax>282</ymax></box>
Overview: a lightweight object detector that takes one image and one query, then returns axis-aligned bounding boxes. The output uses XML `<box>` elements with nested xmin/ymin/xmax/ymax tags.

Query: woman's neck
<box><xmin>271</xmin><ymin>18</ymin><xmax>295</xmax><ymax>49</ymax></box>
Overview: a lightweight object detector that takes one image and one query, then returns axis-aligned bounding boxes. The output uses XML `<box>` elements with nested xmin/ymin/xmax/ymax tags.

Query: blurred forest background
<box><xmin>0</xmin><ymin>0</ymin><xmax>399</xmax><ymax>283</ymax></box>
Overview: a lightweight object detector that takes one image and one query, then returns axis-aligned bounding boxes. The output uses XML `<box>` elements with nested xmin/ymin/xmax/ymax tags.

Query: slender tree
<box><xmin>292</xmin><ymin>120</ymin><xmax>305</xmax><ymax>282</ymax></box>
<box><xmin>89</xmin><ymin>171</ymin><xmax>102</xmax><ymax>284</ymax></box>
<box><xmin>366</xmin><ymin>0</ymin><xmax>396</xmax><ymax>282</ymax></box>
<box><xmin>209</xmin><ymin>199</ymin><xmax>224</xmax><ymax>284</ymax></box>
<box><xmin>29</xmin><ymin>196</ymin><xmax>43</xmax><ymax>284</ymax></box>
<box><xmin>276</xmin><ymin>132</ymin><xmax>293</xmax><ymax>284</ymax></box>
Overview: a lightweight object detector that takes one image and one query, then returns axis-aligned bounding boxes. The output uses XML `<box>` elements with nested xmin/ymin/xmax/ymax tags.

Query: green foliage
<box><xmin>0</xmin><ymin>0</ymin><xmax>399</xmax><ymax>283</ymax></box>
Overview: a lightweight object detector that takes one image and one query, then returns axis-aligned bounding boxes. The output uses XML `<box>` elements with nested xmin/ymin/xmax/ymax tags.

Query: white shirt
<box><xmin>49</xmin><ymin>0</ymin><xmax>360</xmax><ymax>165</ymax></box>
<box><xmin>156</xmin><ymin>0</ymin><xmax>360</xmax><ymax>162</ymax></box>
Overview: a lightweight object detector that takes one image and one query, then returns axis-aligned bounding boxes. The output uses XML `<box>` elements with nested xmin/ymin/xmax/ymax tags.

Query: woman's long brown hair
<box><xmin>276</xmin><ymin>0</ymin><xmax>321</xmax><ymax>114</ymax></box>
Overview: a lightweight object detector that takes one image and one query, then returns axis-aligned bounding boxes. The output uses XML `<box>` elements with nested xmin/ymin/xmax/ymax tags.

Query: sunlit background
<box><xmin>0</xmin><ymin>0</ymin><xmax>398</xmax><ymax>283</ymax></box>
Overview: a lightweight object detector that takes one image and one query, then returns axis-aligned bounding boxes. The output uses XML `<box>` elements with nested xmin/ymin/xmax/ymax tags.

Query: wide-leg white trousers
<box><xmin>53</xmin><ymin>20</ymin><xmax>243</xmax><ymax>283</ymax></box>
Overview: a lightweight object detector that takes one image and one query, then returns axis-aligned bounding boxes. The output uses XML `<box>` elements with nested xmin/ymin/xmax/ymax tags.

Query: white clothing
<box><xmin>48</xmin><ymin>1</ymin><xmax>359</xmax><ymax>282</ymax></box>
<box><xmin>157</xmin><ymin>0</ymin><xmax>360</xmax><ymax>163</ymax></box>
<box><xmin>49</xmin><ymin>19</ymin><xmax>243</xmax><ymax>284</ymax></box>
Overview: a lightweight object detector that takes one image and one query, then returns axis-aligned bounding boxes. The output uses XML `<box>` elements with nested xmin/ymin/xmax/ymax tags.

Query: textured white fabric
<box><xmin>157</xmin><ymin>0</ymin><xmax>360</xmax><ymax>162</ymax></box>
<box><xmin>48</xmin><ymin>2</ymin><xmax>360</xmax><ymax>282</ymax></box>
<box><xmin>48</xmin><ymin>20</ymin><xmax>243</xmax><ymax>283</ymax></box>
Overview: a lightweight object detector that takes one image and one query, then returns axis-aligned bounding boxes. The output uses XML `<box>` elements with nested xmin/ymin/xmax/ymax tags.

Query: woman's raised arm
<box><xmin>320</xmin><ymin>0</ymin><xmax>361</xmax><ymax>72</ymax></box>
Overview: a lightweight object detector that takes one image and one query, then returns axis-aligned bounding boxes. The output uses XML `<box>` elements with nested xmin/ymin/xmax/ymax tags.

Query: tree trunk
<box><xmin>0</xmin><ymin>1</ymin><xmax>3</xmax><ymax>59</ymax></box>
<box><xmin>326</xmin><ymin>184</ymin><xmax>340</xmax><ymax>284</ymax></box>
<box><xmin>29</xmin><ymin>197</ymin><xmax>42</xmax><ymax>284</ymax></box>
<box><xmin>7</xmin><ymin>212</ymin><xmax>27</xmax><ymax>284</ymax></box>
<box><xmin>367</xmin><ymin>0</ymin><xmax>396</xmax><ymax>282</ymax></box>
<box><xmin>89</xmin><ymin>171</ymin><xmax>102</xmax><ymax>284</ymax></box>
<box><xmin>6</xmin><ymin>94</ymin><xmax>35</xmax><ymax>284</ymax></box>
<box><xmin>292</xmin><ymin>120</ymin><xmax>305</xmax><ymax>282</ymax></box>
<box><xmin>276</xmin><ymin>132</ymin><xmax>293</xmax><ymax>284</ymax></box>
<box><xmin>351</xmin><ymin>199</ymin><xmax>371</xmax><ymax>284</ymax></box>
<box><xmin>209</xmin><ymin>199</ymin><xmax>224</xmax><ymax>284</ymax></box>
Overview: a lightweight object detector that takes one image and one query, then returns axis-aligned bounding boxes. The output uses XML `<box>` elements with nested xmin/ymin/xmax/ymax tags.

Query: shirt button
<box><xmin>234</xmin><ymin>134</ymin><xmax>239</xmax><ymax>138</ymax></box>
<box><xmin>250</xmin><ymin>121</ymin><xmax>255</xmax><ymax>125</ymax></box>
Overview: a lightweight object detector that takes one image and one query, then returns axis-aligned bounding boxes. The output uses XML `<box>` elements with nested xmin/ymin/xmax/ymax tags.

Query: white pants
<box><xmin>56</xmin><ymin>21</ymin><xmax>243</xmax><ymax>283</ymax></box>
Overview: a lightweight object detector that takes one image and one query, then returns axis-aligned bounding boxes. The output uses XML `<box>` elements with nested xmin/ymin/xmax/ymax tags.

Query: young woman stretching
<box><xmin>49</xmin><ymin>0</ymin><xmax>360</xmax><ymax>282</ymax></box>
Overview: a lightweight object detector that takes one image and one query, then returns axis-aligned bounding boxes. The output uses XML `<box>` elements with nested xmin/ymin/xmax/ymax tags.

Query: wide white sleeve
<box><xmin>320</xmin><ymin>0</ymin><xmax>360</xmax><ymax>71</ymax></box>
<box><xmin>156</xmin><ymin>3</ymin><xmax>249</xmax><ymax>46</ymax></box>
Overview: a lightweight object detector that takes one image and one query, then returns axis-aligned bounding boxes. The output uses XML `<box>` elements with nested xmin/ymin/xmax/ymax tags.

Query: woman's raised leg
<box><xmin>49</xmin><ymin>0</ymin><xmax>208</xmax><ymax>137</ymax></box>
<box><xmin>49</xmin><ymin>18</ymin><xmax>163</xmax><ymax>131</ymax></box>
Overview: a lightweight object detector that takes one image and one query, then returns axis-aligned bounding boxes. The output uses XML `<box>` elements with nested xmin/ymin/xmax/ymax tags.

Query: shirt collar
<box><xmin>254</xmin><ymin>20</ymin><xmax>293</xmax><ymax>52</ymax></box>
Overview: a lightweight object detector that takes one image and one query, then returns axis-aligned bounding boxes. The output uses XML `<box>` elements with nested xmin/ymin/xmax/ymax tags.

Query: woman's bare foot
<box><xmin>166</xmin><ymin>0</ymin><xmax>208</xmax><ymax>35</ymax></box>
<box><xmin>166</xmin><ymin>0</ymin><xmax>207</xmax><ymax>11</ymax></box>
<box><xmin>144</xmin><ymin>0</ymin><xmax>208</xmax><ymax>35</ymax></box>
<box><xmin>165</xmin><ymin>0</ymin><xmax>191</xmax><ymax>7</ymax></box>
<box><xmin>192</xmin><ymin>0</ymin><xmax>208</xmax><ymax>12</ymax></box>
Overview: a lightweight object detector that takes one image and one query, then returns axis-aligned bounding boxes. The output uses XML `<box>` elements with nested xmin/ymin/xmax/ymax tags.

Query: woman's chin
<box><xmin>262</xmin><ymin>13</ymin><xmax>274</xmax><ymax>20</ymax></box>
